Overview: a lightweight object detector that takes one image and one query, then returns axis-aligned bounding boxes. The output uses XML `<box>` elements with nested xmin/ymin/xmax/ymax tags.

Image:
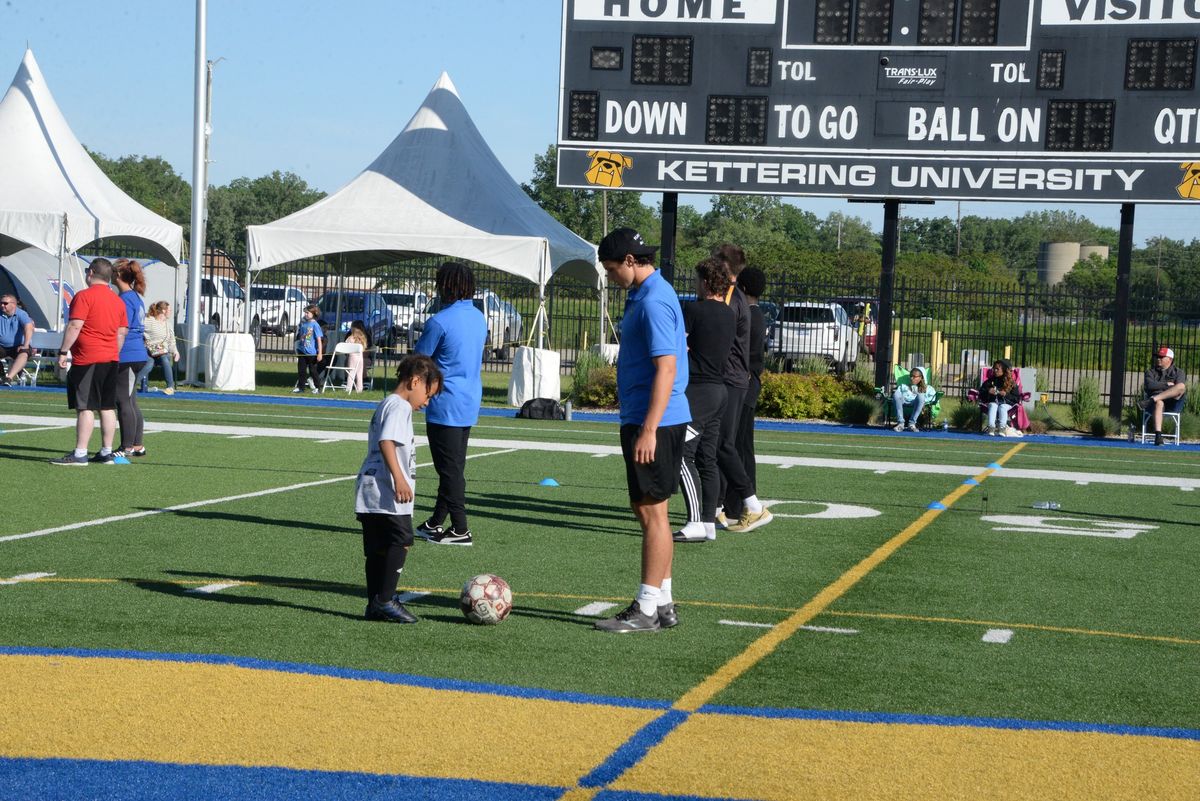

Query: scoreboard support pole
<box><xmin>1108</xmin><ymin>203</ymin><xmax>1135</xmax><ymax>420</ymax></box>
<box><xmin>875</xmin><ymin>199</ymin><xmax>900</xmax><ymax>390</ymax></box>
<box><xmin>660</xmin><ymin>192</ymin><xmax>678</xmax><ymax>287</ymax></box>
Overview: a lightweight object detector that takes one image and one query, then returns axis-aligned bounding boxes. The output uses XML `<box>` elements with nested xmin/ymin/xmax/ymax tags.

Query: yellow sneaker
<box><xmin>726</xmin><ymin>508</ymin><xmax>774</xmax><ymax>533</ymax></box>
<box><xmin>715</xmin><ymin>511</ymin><xmax>729</xmax><ymax>529</ymax></box>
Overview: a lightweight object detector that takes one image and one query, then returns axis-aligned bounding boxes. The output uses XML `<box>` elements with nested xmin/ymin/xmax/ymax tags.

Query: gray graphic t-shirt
<box><xmin>355</xmin><ymin>394</ymin><xmax>415</xmax><ymax>515</ymax></box>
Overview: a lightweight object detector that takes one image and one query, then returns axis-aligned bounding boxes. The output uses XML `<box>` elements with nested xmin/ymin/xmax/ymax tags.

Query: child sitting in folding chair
<box><xmin>892</xmin><ymin>366</ymin><xmax>938</xmax><ymax>432</ymax></box>
<box><xmin>978</xmin><ymin>359</ymin><xmax>1021</xmax><ymax>436</ymax></box>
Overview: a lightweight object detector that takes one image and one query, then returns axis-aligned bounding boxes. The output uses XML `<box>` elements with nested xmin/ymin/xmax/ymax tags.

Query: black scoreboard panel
<box><xmin>557</xmin><ymin>0</ymin><xmax>1200</xmax><ymax>203</ymax></box>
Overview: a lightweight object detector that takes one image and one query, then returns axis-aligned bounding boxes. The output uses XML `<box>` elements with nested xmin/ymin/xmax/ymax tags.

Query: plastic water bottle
<box><xmin>942</xmin><ymin>420</ymin><xmax>949</xmax><ymax>432</ymax></box>
<box><xmin>1031</xmin><ymin>501</ymin><xmax>1061</xmax><ymax>510</ymax></box>
<box><xmin>564</xmin><ymin>400</ymin><xmax>573</xmax><ymax>421</ymax></box>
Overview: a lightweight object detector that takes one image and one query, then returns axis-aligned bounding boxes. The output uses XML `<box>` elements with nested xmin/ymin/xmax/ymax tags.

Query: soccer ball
<box><xmin>460</xmin><ymin>574</ymin><xmax>513</xmax><ymax>625</ymax></box>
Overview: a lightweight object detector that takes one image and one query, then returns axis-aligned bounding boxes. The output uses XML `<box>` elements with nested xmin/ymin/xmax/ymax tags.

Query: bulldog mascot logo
<box><xmin>1178</xmin><ymin>162</ymin><xmax>1200</xmax><ymax>200</ymax></box>
<box><xmin>585</xmin><ymin>150</ymin><xmax>633</xmax><ymax>188</ymax></box>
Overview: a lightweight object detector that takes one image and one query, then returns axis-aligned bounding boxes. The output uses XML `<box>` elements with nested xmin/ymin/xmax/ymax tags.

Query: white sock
<box><xmin>704</xmin><ymin>522</ymin><xmax>716</xmax><ymax>540</ymax></box>
<box><xmin>659</xmin><ymin>578</ymin><xmax>672</xmax><ymax>605</ymax></box>
<box><xmin>744</xmin><ymin>495</ymin><xmax>763</xmax><ymax>514</ymax></box>
<box><xmin>98</xmin><ymin>447</ymin><xmax>112</xmax><ymax>457</ymax></box>
<box><xmin>636</xmin><ymin>584</ymin><xmax>660</xmax><ymax>616</ymax></box>
<box><xmin>715</xmin><ymin>505</ymin><xmax>724</xmax><ymax>518</ymax></box>
<box><xmin>677</xmin><ymin>520</ymin><xmax>705</xmax><ymax>538</ymax></box>
<box><xmin>74</xmin><ymin>448</ymin><xmax>87</xmax><ymax>458</ymax></box>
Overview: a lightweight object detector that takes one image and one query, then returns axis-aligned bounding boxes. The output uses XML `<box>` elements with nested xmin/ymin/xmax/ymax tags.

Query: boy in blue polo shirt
<box><xmin>595</xmin><ymin>228</ymin><xmax>691</xmax><ymax>633</ymax></box>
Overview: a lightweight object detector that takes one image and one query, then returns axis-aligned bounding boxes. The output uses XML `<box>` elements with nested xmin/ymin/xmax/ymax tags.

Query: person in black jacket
<box><xmin>712</xmin><ymin>244</ymin><xmax>772</xmax><ymax>533</ymax></box>
<box><xmin>1139</xmin><ymin>346</ymin><xmax>1187</xmax><ymax>446</ymax></box>
<box><xmin>674</xmin><ymin>258</ymin><xmax>736</xmax><ymax>543</ymax></box>
<box><xmin>732</xmin><ymin>267</ymin><xmax>767</xmax><ymax>509</ymax></box>
<box><xmin>979</xmin><ymin>359</ymin><xmax>1020</xmax><ymax>436</ymax></box>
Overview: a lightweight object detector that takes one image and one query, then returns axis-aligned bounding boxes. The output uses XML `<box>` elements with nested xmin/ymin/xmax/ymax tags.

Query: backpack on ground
<box><xmin>517</xmin><ymin>398</ymin><xmax>566</xmax><ymax>420</ymax></box>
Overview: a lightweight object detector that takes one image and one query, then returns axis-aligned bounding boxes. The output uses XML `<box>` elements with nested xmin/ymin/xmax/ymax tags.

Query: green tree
<box><xmin>205</xmin><ymin>171</ymin><xmax>326</xmax><ymax>256</ymax></box>
<box><xmin>87</xmin><ymin>149</ymin><xmax>192</xmax><ymax>235</ymax></box>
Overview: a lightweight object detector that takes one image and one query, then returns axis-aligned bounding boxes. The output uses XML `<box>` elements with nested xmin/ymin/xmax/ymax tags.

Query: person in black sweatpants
<box><xmin>732</xmin><ymin>267</ymin><xmax>767</xmax><ymax>506</ymax></box>
<box><xmin>675</xmin><ymin>258</ymin><xmax>735</xmax><ymax>543</ymax></box>
<box><xmin>713</xmin><ymin>244</ymin><xmax>772</xmax><ymax>533</ymax></box>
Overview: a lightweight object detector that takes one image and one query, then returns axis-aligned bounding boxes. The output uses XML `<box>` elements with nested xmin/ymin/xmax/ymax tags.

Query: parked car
<box><xmin>250</xmin><ymin>283</ymin><xmax>308</xmax><ymax>335</ymax></box>
<box><xmin>189</xmin><ymin>275</ymin><xmax>247</xmax><ymax>334</ymax></box>
<box><xmin>772</xmin><ymin>301</ymin><xmax>860</xmax><ymax>373</ymax></box>
<box><xmin>380</xmin><ymin>289</ymin><xmax>429</xmax><ymax>342</ymax></box>
<box><xmin>406</xmin><ymin>290</ymin><xmax>523</xmax><ymax>360</ymax></box>
<box><xmin>315</xmin><ymin>291</ymin><xmax>394</xmax><ymax>347</ymax></box>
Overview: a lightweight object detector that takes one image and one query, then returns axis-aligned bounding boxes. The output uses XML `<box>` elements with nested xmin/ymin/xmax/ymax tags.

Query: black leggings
<box><xmin>680</xmin><ymin>383</ymin><xmax>727</xmax><ymax>524</ymax></box>
<box><xmin>116</xmin><ymin>361</ymin><xmax>145</xmax><ymax>450</ymax></box>
<box><xmin>296</xmin><ymin>355</ymin><xmax>323</xmax><ymax>389</ymax></box>
<box><xmin>425</xmin><ymin>423</ymin><xmax>472</xmax><ymax>533</ymax></box>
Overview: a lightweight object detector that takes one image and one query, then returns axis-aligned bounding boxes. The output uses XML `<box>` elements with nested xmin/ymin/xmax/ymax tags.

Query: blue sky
<box><xmin>1</xmin><ymin>0</ymin><xmax>1191</xmax><ymax>245</ymax></box>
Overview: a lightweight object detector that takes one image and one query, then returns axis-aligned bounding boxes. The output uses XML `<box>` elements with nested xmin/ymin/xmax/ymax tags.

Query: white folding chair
<box><xmin>321</xmin><ymin>342</ymin><xmax>363</xmax><ymax>393</ymax></box>
<box><xmin>1139</xmin><ymin>396</ymin><xmax>1185</xmax><ymax>445</ymax></box>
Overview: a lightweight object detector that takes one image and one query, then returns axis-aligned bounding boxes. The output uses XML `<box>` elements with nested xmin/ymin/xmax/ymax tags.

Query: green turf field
<box><xmin>1</xmin><ymin>387</ymin><xmax>1197</xmax><ymax>800</ymax></box>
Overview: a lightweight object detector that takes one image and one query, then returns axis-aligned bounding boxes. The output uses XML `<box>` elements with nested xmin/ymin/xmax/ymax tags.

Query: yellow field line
<box><xmin>672</xmin><ymin>443</ymin><xmax>1027</xmax><ymax>712</ymax></box>
<box><xmin>824</xmin><ymin>610</ymin><xmax>1200</xmax><ymax>647</ymax></box>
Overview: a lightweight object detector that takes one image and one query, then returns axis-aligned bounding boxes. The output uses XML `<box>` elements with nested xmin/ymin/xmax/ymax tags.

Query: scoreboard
<box><xmin>556</xmin><ymin>0</ymin><xmax>1200</xmax><ymax>202</ymax></box>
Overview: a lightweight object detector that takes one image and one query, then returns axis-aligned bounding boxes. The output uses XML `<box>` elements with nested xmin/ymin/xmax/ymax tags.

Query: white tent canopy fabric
<box><xmin>0</xmin><ymin>50</ymin><xmax>183</xmax><ymax>265</ymax></box>
<box><xmin>246</xmin><ymin>72</ymin><xmax>600</xmax><ymax>289</ymax></box>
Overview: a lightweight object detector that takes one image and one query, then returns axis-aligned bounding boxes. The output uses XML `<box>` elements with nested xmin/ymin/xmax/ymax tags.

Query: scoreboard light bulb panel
<box><xmin>558</xmin><ymin>0</ymin><xmax>1200</xmax><ymax>202</ymax></box>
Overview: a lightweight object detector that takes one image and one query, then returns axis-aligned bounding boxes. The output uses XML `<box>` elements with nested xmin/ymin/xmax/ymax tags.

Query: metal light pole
<box><xmin>185</xmin><ymin>0</ymin><xmax>208</xmax><ymax>385</ymax></box>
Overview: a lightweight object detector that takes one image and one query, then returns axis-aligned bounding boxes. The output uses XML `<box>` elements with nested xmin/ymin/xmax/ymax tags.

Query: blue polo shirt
<box><xmin>617</xmin><ymin>269</ymin><xmax>690</xmax><ymax>427</ymax></box>
<box><xmin>415</xmin><ymin>299</ymin><xmax>487</xmax><ymax>427</ymax></box>
<box><xmin>0</xmin><ymin>306</ymin><xmax>32</xmax><ymax>348</ymax></box>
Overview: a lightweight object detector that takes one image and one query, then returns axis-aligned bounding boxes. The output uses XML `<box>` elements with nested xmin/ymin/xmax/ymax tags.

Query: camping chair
<box><xmin>877</xmin><ymin>364</ymin><xmax>943</xmax><ymax>429</ymax></box>
<box><xmin>1138</xmin><ymin>391</ymin><xmax>1186</xmax><ymax>445</ymax></box>
<box><xmin>967</xmin><ymin>367</ymin><xmax>1031</xmax><ymax>431</ymax></box>
<box><xmin>321</xmin><ymin>342</ymin><xmax>363</xmax><ymax>393</ymax></box>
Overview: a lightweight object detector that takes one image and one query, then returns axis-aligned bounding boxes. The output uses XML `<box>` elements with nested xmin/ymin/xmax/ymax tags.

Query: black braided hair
<box><xmin>436</xmin><ymin>261</ymin><xmax>476</xmax><ymax>304</ymax></box>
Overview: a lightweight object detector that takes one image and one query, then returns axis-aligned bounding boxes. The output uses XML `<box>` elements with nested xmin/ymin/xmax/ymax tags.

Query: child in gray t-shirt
<box><xmin>355</xmin><ymin>354</ymin><xmax>442</xmax><ymax>624</ymax></box>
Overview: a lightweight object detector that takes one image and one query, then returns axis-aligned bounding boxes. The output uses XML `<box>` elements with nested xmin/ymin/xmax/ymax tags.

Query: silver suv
<box><xmin>772</xmin><ymin>301</ymin><xmax>860</xmax><ymax>373</ymax></box>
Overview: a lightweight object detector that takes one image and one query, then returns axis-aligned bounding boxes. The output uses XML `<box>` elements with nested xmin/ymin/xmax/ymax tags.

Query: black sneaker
<box><xmin>427</xmin><ymin>527</ymin><xmax>473</xmax><ymax>546</ymax></box>
<box><xmin>594</xmin><ymin>601</ymin><xmax>660</xmax><ymax>633</ymax></box>
<box><xmin>1154</xmin><ymin>432</ymin><xmax>1164</xmax><ymax>446</ymax></box>
<box><xmin>90</xmin><ymin>452</ymin><xmax>116</xmax><ymax>465</ymax></box>
<box><xmin>657</xmin><ymin>603</ymin><xmax>678</xmax><ymax>629</ymax></box>
<box><xmin>414</xmin><ymin>520</ymin><xmax>444</xmax><ymax>540</ymax></box>
<box><xmin>365</xmin><ymin>598</ymin><xmax>418</xmax><ymax>623</ymax></box>
<box><xmin>49</xmin><ymin>452</ymin><xmax>88</xmax><ymax>466</ymax></box>
<box><xmin>0</xmin><ymin>375</ymin><xmax>11</xmax><ymax>387</ymax></box>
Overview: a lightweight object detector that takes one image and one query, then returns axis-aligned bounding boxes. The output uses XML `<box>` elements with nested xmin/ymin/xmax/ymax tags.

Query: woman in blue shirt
<box><xmin>113</xmin><ymin>260</ymin><xmax>150</xmax><ymax>457</ymax></box>
<box><xmin>413</xmin><ymin>262</ymin><xmax>487</xmax><ymax>546</ymax></box>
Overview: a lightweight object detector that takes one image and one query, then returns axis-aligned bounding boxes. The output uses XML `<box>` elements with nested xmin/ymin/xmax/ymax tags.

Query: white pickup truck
<box><xmin>772</xmin><ymin>301</ymin><xmax>860</xmax><ymax>373</ymax></box>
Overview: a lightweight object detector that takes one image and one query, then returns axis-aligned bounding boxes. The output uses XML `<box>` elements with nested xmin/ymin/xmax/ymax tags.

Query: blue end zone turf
<box><xmin>0</xmin><ymin>758</ymin><xmax>563</xmax><ymax>801</ymax></box>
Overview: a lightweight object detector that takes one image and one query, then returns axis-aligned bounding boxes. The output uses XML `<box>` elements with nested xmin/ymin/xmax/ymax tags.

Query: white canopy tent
<box><xmin>246</xmin><ymin>72</ymin><xmax>602</xmax><ymax>346</ymax></box>
<box><xmin>0</xmin><ymin>49</ymin><xmax>183</xmax><ymax>328</ymax></box>
<box><xmin>0</xmin><ymin>246</ymin><xmax>87</xmax><ymax>329</ymax></box>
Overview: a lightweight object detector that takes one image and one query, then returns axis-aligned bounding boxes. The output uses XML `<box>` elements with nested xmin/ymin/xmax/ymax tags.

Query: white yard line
<box><xmin>0</xmin><ymin>424</ymin><xmax>73</xmax><ymax>434</ymax></box>
<box><xmin>0</xmin><ymin>572</ymin><xmax>55</xmax><ymax>585</ymax></box>
<box><xmin>395</xmin><ymin>591</ymin><xmax>430</xmax><ymax>604</ymax></box>
<box><xmin>719</xmin><ymin>619</ymin><xmax>775</xmax><ymax>629</ymax></box>
<box><xmin>983</xmin><ymin>628</ymin><xmax>1015</xmax><ymax>644</ymax></box>
<box><xmin>4</xmin><ymin>415</ymin><xmax>1198</xmax><ymax>489</ymax></box>
<box><xmin>187</xmin><ymin>582</ymin><xmax>244</xmax><ymax>595</ymax></box>
<box><xmin>719</xmin><ymin>619</ymin><xmax>858</xmax><ymax>634</ymax></box>
<box><xmin>1</xmin><ymin>447</ymin><xmax>517</xmax><ymax>544</ymax></box>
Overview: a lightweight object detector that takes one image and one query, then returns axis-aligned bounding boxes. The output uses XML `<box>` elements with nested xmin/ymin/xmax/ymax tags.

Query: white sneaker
<box><xmin>906</xmin><ymin>423</ymin><xmax>918</xmax><ymax>432</ymax></box>
<box><xmin>997</xmin><ymin>426</ymin><xmax>1008</xmax><ymax>437</ymax></box>
<box><xmin>894</xmin><ymin>422</ymin><xmax>905</xmax><ymax>432</ymax></box>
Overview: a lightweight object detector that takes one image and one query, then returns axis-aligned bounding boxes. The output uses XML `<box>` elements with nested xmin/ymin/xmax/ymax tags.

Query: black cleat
<box><xmin>365</xmin><ymin>598</ymin><xmax>418</xmax><ymax>624</ymax></box>
<box><xmin>657</xmin><ymin>603</ymin><xmax>678</xmax><ymax>629</ymax></box>
<box><xmin>414</xmin><ymin>520</ymin><xmax>444</xmax><ymax>540</ymax></box>
<box><xmin>594</xmin><ymin>601</ymin><xmax>660</xmax><ymax>633</ymax></box>
<box><xmin>426</xmin><ymin>527</ymin><xmax>473</xmax><ymax>546</ymax></box>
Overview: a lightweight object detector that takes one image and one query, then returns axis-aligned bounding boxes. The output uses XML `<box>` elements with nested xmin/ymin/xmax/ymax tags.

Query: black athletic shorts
<box><xmin>357</xmin><ymin>513</ymin><xmax>414</xmax><ymax>555</ymax></box>
<box><xmin>1</xmin><ymin>344</ymin><xmax>29</xmax><ymax>360</ymax></box>
<box><xmin>67</xmin><ymin>362</ymin><xmax>118</xmax><ymax>411</ymax></box>
<box><xmin>620</xmin><ymin>423</ymin><xmax>687</xmax><ymax>504</ymax></box>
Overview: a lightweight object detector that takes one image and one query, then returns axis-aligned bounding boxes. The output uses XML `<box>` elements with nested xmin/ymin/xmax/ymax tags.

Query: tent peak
<box><xmin>433</xmin><ymin>71</ymin><xmax>458</xmax><ymax>96</ymax></box>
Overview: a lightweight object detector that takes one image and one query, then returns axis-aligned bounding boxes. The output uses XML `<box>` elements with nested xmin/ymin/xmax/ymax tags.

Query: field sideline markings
<box><xmin>672</xmin><ymin>442</ymin><xmax>1028</xmax><ymax>714</ymax></box>
<box><xmin>0</xmin><ymin>572</ymin><xmax>55</xmax><ymax>585</ymax></box>
<box><xmin>983</xmin><ymin>628</ymin><xmax>1014</xmax><ymax>644</ymax></box>
<box><xmin>5</xmin><ymin>414</ymin><xmax>1197</xmax><ymax>487</ymax></box>
<box><xmin>0</xmin><ymin>448</ymin><xmax>518</xmax><ymax>545</ymax></box>
<box><xmin>186</xmin><ymin>582</ymin><xmax>244</xmax><ymax>595</ymax></box>
<box><xmin>824</xmin><ymin>610</ymin><xmax>1200</xmax><ymax>647</ymax></box>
